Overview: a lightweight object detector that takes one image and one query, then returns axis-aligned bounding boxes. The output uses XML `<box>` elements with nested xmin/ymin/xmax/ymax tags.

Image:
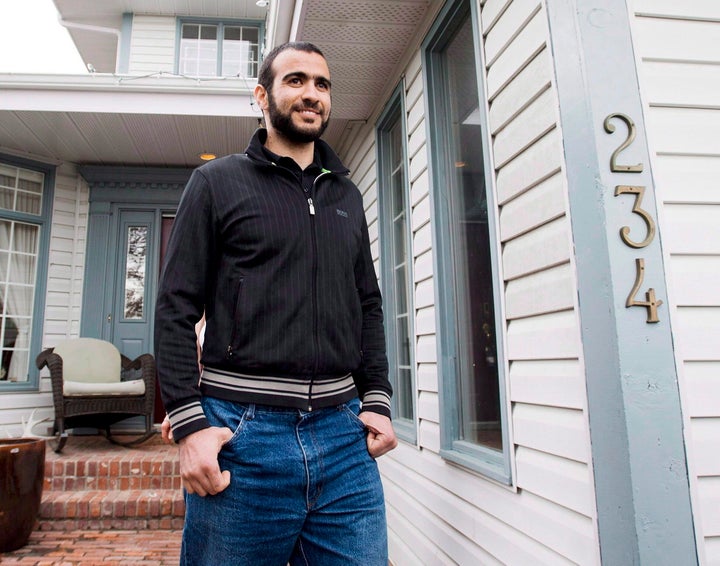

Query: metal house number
<box><xmin>604</xmin><ymin>112</ymin><xmax>663</xmax><ymax>323</ymax></box>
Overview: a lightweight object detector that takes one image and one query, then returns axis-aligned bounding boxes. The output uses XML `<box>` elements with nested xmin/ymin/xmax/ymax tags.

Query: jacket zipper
<box><xmin>305</xmin><ymin>169</ymin><xmax>331</xmax><ymax>410</ymax></box>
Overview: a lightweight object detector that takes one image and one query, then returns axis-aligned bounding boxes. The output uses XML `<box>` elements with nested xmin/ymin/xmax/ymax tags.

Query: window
<box><xmin>423</xmin><ymin>0</ymin><xmax>510</xmax><ymax>481</ymax></box>
<box><xmin>0</xmin><ymin>158</ymin><xmax>53</xmax><ymax>390</ymax></box>
<box><xmin>377</xmin><ymin>83</ymin><xmax>417</xmax><ymax>442</ymax></box>
<box><xmin>123</xmin><ymin>226</ymin><xmax>148</xmax><ymax>320</ymax></box>
<box><xmin>179</xmin><ymin>21</ymin><xmax>262</xmax><ymax>78</ymax></box>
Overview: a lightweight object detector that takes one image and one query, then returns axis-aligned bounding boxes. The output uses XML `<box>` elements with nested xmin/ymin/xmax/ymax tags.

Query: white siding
<box><xmin>128</xmin><ymin>16</ymin><xmax>177</xmax><ymax>75</ymax></box>
<box><xmin>630</xmin><ymin>4</ymin><xmax>720</xmax><ymax>563</ymax></box>
<box><xmin>342</xmin><ymin>1</ymin><xmax>598</xmax><ymax>563</ymax></box>
<box><xmin>0</xmin><ymin>164</ymin><xmax>88</xmax><ymax>437</ymax></box>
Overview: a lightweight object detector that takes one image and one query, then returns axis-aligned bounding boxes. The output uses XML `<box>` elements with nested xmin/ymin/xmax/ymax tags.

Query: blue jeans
<box><xmin>180</xmin><ymin>397</ymin><xmax>388</xmax><ymax>565</ymax></box>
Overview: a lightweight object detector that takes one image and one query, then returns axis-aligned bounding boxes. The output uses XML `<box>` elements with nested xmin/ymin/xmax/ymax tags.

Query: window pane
<box><xmin>16</xmin><ymin>192</ymin><xmax>41</xmax><ymax>215</ymax></box>
<box><xmin>0</xmin><ymin>188</ymin><xmax>13</xmax><ymax>211</ymax></box>
<box><xmin>124</xmin><ymin>226</ymin><xmax>147</xmax><ymax>320</ymax></box>
<box><xmin>0</xmin><ymin>220</ymin><xmax>39</xmax><ymax>383</ymax></box>
<box><xmin>180</xmin><ymin>25</ymin><xmax>218</xmax><ymax>77</ymax></box>
<box><xmin>396</xmin><ymin>313</ymin><xmax>410</xmax><ymax>366</ymax></box>
<box><xmin>393</xmin><ymin>214</ymin><xmax>406</xmax><ymax>265</ymax></box>
<box><xmin>242</xmin><ymin>27</ymin><xmax>259</xmax><ymax>43</ymax></box>
<box><xmin>0</xmin><ymin>165</ymin><xmax>43</xmax><ymax>215</ymax></box>
<box><xmin>224</xmin><ymin>26</ymin><xmax>241</xmax><ymax>41</ymax></box>
<box><xmin>396</xmin><ymin>367</ymin><xmax>414</xmax><ymax>421</ymax></box>
<box><xmin>394</xmin><ymin>263</ymin><xmax>407</xmax><ymax>316</ymax></box>
<box><xmin>443</xmin><ymin>14</ymin><xmax>502</xmax><ymax>451</ymax></box>
<box><xmin>17</xmin><ymin>170</ymin><xmax>43</xmax><ymax>194</ymax></box>
<box><xmin>200</xmin><ymin>25</ymin><xmax>217</xmax><ymax>40</ymax></box>
<box><xmin>222</xmin><ymin>25</ymin><xmax>258</xmax><ymax>78</ymax></box>
<box><xmin>182</xmin><ymin>24</ymin><xmax>199</xmax><ymax>39</ymax></box>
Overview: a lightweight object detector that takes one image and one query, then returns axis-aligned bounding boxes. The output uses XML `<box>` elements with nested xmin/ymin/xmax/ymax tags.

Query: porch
<box><xmin>1</xmin><ymin>433</ymin><xmax>183</xmax><ymax>565</ymax></box>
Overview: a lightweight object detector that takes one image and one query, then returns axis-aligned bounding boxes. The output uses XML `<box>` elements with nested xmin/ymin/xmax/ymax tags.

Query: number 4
<box><xmin>627</xmin><ymin>258</ymin><xmax>663</xmax><ymax>323</ymax></box>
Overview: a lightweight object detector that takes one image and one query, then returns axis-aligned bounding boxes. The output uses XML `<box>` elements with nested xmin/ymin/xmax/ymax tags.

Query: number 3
<box><xmin>614</xmin><ymin>185</ymin><xmax>656</xmax><ymax>248</ymax></box>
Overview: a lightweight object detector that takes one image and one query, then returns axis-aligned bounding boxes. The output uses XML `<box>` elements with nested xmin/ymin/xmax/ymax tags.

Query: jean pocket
<box><xmin>341</xmin><ymin>402</ymin><xmax>368</xmax><ymax>432</ymax></box>
<box><xmin>200</xmin><ymin>396</ymin><xmax>252</xmax><ymax>449</ymax></box>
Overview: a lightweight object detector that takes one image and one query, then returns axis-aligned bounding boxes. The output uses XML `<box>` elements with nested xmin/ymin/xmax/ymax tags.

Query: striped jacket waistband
<box><xmin>199</xmin><ymin>367</ymin><xmax>358</xmax><ymax>412</ymax></box>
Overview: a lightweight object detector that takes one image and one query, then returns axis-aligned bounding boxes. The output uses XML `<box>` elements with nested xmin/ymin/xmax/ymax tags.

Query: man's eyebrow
<box><xmin>282</xmin><ymin>71</ymin><xmax>332</xmax><ymax>87</ymax></box>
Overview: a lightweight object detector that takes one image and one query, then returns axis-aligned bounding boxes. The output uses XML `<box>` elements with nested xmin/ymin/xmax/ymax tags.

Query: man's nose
<box><xmin>301</xmin><ymin>83</ymin><xmax>321</xmax><ymax>102</ymax></box>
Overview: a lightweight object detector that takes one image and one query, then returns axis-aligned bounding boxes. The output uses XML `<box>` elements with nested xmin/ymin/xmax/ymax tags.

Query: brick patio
<box><xmin>0</xmin><ymin>433</ymin><xmax>184</xmax><ymax>565</ymax></box>
<box><xmin>0</xmin><ymin>528</ymin><xmax>182</xmax><ymax>565</ymax></box>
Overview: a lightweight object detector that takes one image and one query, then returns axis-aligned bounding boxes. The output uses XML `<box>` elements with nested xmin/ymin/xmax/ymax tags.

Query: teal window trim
<box><xmin>376</xmin><ymin>80</ymin><xmax>418</xmax><ymax>444</ymax></box>
<box><xmin>422</xmin><ymin>0</ymin><xmax>512</xmax><ymax>484</ymax></box>
<box><xmin>0</xmin><ymin>153</ymin><xmax>54</xmax><ymax>393</ymax></box>
<box><xmin>174</xmin><ymin>17</ymin><xmax>265</xmax><ymax>79</ymax></box>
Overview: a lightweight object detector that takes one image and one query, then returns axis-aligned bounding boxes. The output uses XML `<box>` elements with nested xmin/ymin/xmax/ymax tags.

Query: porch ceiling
<box><xmin>0</xmin><ymin>0</ymin><xmax>434</xmax><ymax>168</ymax></box>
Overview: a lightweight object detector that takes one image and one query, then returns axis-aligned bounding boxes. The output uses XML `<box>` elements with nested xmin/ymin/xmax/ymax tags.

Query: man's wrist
<box><xmin>167</xmin><ymin>400</ymin><xmax>210</xmax><ymax>443</ymax></box>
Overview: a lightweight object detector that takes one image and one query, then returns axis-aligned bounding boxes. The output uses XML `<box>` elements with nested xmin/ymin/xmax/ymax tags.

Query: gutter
<box><xmin>58</xmin><ymin>17</ymin><xmax>121</xmax><ymax>72</ymax></box>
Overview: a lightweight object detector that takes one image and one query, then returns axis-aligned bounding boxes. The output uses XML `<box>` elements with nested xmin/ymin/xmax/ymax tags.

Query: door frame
<box><xmin>79</xmin><ymin>166</ymin><xmax>190</xmax><ymax>350</ymax></box>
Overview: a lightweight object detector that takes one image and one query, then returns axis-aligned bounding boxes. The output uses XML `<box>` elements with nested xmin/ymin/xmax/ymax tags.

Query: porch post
<box><xmin>544</xmin><ymin>0</ymin><xmax>698</xmax><ymax>564</ymax></box>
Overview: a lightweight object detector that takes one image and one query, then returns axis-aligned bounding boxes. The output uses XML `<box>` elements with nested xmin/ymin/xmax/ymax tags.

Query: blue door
<box><xmin>108</xmin><ymin>209</ymin><xmax>158</xmax><ymax>360</ymax></box>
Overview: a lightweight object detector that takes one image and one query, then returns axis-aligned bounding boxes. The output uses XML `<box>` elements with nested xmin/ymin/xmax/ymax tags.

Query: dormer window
<box><xmin>179</xmin><ymin>20</ymin><xmax>262</xmax><ymax>79</ymax></box>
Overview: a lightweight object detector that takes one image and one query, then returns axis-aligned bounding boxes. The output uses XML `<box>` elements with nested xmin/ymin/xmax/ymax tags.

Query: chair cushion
<box><xmin>63</xmin><ymin>378</ymin><xmax>145</xmax><ymax>396</ymax></box>
<box><xmin>53</xmin><ymin>338</ymin><xmax>121</xmax><ymax>384</ymax></box>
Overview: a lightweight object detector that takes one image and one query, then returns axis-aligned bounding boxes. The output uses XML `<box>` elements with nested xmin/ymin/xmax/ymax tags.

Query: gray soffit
<box><xmin>0</xmin><ymin>0</ymin><xmax>433</xmax><ymax>167</ymax></box>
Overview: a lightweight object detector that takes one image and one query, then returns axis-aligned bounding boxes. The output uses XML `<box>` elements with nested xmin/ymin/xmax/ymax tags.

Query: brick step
<box><xmin>44</xmin><ymin>457</ymin><xmax>181</xmax><ymax>491</ymax></box>
<box><xmin>40</xmin><ymin>488</ymin><xmax>185</xmax><ymax>531</ymax></box>
<box><xmin>39</xmin><ymin>434</ymin><xmax>185</xmax><ymax>532</ymax></box>
<box><xmin>44</xmin><ymin>435</ymin><xmax>181</xmax><ymax>492</ymax></box>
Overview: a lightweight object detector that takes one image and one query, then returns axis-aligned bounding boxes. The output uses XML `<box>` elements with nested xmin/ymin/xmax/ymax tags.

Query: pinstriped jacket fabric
<box><xmin>155</xmin><ymin>129</ymin><xmax>392</xmax><ymax>442</ymax></box>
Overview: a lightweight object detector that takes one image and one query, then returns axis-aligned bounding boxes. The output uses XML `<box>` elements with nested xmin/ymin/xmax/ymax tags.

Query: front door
<box><xmin>109</xmin><ymin>209</ymin><xmax>157</xmax><ymax>360</ymax></box>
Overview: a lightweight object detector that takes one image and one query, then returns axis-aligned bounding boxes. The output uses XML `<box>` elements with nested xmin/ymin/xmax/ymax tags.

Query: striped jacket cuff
<box><xmin>168</xmin><ymin>401</ymin><xmax>210</xmax><ymax>443</ymax></box>
<box><xmin>360</xmin><ymin>390</ymin><xmax>392</xmax><ymax>419</ymax></box>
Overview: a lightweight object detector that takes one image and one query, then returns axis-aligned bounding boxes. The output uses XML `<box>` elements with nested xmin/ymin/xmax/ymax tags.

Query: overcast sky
<box><xmin>0</xmin><ymin>0</ymin><xmax>87</xmax><ymax>73</ymax></box>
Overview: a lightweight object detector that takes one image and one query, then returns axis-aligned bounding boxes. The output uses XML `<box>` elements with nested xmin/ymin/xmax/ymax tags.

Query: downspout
<box><xmin>264</xmin><ymin>0</ymin><xmax>297</xmax><ymax>52</ymax></box>
<box><xmin>57</xmin><ymin>17</ymin><xmax>122</xmax><ymax>73</ymax></box>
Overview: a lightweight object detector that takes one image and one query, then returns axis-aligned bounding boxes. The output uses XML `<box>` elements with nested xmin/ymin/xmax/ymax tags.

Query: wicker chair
<box><xmin>36</xmin><ymin>338</ymin><xmax>156</xmax><ymax>453</ymax></box>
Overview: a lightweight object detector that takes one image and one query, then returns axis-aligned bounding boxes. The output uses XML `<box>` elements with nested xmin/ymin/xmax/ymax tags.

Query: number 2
<box><xmin>604</xmin><ymin>113</ymin><xmax>643</xmax><ymax>173</ymax></box>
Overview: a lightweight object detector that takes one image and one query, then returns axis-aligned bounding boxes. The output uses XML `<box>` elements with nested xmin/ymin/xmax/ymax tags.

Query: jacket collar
<box><xmin>244</xmin><ymin>128</ymin><xmax>350</xmax><ymax>175</ymax></box>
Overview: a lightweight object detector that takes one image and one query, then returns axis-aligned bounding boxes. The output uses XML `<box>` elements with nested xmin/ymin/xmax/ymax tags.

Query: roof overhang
<box><xmin>52</xmin><ymin>0</ymin><xmax>274</xmax><ymax>73</ymax></box>
<box><xmin>0</xmin><ymin>73</ymin><xmax>262</xmax><ymax>167</ymax></box>
<box><xmin>1</xmin><ymin>0</ymin><xmax>439</xmax><ymax>168</ymax></box>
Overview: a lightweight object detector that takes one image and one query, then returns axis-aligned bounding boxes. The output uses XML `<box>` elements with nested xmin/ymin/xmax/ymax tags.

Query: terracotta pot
<box><xmin>0</xmin><ymin>438</ymin><xmax>46</xmax><ymax>552</ymax></box>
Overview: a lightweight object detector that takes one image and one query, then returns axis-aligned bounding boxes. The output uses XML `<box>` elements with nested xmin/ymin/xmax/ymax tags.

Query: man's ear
<box><xmin>254</xmin><ymin>84</ymin><xmax>268</xmax><ymax>112</ymax></box>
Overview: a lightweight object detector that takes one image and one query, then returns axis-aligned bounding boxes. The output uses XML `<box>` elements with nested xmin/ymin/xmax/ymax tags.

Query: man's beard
<box><xmin>267</xmin><ymin>91</ymin><xmax>330</xmax><ymax>143</ymax></box>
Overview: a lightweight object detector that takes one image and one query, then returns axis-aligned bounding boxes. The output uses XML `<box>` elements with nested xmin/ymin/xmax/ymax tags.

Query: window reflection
<box><xmin>124</xmin><ymin>226</ymin><xmax>147</xmax><ymax>320</ymax></box>
<box><xmin>443</xmin><ymin>13</ymin><xmax>502</xmax><ymax>451</ymax></box>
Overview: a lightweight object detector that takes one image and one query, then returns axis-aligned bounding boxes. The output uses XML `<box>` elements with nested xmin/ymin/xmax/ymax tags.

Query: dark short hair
<box><xmin>257</xmin><ymin>42</ymin><xmax>326</xmax><ymax>93</ymax></box>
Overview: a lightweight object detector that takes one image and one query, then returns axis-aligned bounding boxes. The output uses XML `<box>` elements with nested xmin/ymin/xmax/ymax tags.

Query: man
<box><xmin>154</xmin><ymin>41</ymin><xmax>397</xmax><ymax>565</ymax></box>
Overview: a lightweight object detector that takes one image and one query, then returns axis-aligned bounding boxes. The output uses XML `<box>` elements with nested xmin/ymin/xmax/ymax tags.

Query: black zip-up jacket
<box><xmin>155</xmin><ymin>129</ymin><xmax>392</xmax><ymax>442</ymax></box>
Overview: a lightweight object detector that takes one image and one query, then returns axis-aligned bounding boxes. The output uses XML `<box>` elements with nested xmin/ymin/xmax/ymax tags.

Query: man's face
<box><xmin>262</xmin><ymin>50</ymin><xmax>331</xmax><ymax>143</ymax></box>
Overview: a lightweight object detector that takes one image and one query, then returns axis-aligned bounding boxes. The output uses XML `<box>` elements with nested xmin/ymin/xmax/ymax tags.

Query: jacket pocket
<box><xmin>225</xmin><ymin>276</ymin><xmax>245</xmax><ymax>359</ymax></box>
